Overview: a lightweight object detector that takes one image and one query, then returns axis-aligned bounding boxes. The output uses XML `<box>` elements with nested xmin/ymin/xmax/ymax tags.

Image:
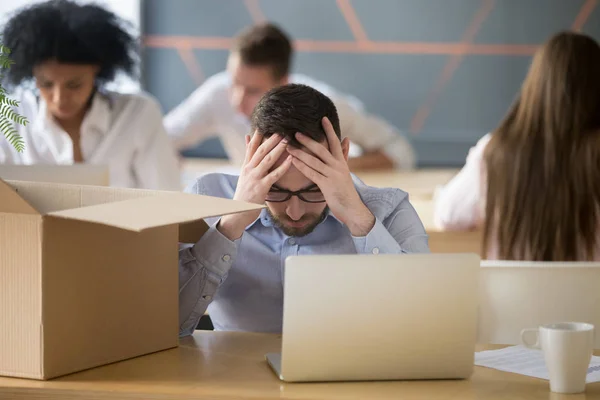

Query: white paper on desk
<box><xmin>475</xmin><ymin>345</ymin><xmax>600</xmax><ymax>383</ymax></box>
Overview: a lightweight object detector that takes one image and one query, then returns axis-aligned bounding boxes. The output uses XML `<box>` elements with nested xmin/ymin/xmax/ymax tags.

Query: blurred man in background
<box><xmin>165</xmin><ymin>23</ymin><xmax>415</xmax><ymax>171</ymax></box>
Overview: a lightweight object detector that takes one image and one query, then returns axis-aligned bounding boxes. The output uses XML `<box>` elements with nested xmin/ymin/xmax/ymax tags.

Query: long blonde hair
<box><xmin>483</xmin><ymin>31</ymin><xmax>600</xmax><ymax>261</ymax></box>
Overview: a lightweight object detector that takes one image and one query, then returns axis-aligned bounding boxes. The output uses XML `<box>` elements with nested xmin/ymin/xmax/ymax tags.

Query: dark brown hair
<box><xmin>251</xmin><ymin>83</ymin><xmax>341</xmax><ymax>147</ymax></box>
<box><xmin>232</xmin><ymin>23</ymin><xmax>292</xmax><ymax>80</ymax></box>
<box><xmin>483</xmin><ymin>31</ymin><xmax>600</xmax><ymax>261</ymax></box>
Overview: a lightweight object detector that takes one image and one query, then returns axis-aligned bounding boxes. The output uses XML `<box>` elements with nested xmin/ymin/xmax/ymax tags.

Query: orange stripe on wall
<box><xmin>461</xmin><ymin>0</ymin><xmax>495</xmax><ymax>43</ymax></box>
<box><xmin>176</xmin><ymin>47</ymin><xmax>204</xmax><ymax>85</ymax></box>
<box><xmin>243</xmin><ymin>0</ymin><xmax>266</xmax><ymax>24</ymax></box>
<box><xmin>145</xmin><ymin>36</ymin><xmax>233</xmax><ymax>49</ymax></box>
<box><xmin>572</xmin><ymin>0</ymin><xmax>597</xmax><ymax>31</ymax></box>
<box><xmin>336</xmin><ymin>0</ymin><xmax>369</xmax><ymax>43</ymax></box>
<box><xmin>467</xmin><ymin>43</ymin><xmax>537</xmax><ymax>55</ymax></box>
<box><xmin>144</xmin><ymin>35</ymin><xmax>538</xmax><ymax>56</ymax></box>
<box><xmin>410</xmin><ymin>0</ymin><xmax>496</xmax><ymax>135</ymax></box>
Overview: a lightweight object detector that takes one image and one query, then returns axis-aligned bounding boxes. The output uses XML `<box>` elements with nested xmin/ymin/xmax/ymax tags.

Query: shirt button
<box><xmin>222</xmin><ymin>254</ymin><xmax>231</xmax><ymax>262</ymax></box>
<box><xmin>372</xmin><ymin>247</ymin><xmax>380</xmax><ymax>255</ymax></box>
<box><xmin>289</xmin><ymin>238</ymin><xmax>296</xmax><ymax>245</ymax></box>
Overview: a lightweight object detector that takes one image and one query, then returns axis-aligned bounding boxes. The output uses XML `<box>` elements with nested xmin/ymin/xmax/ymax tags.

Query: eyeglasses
<box><xmin>265</xmin><ymin>185</ymin><xmax>326</xmax><ymax>203</ymax></box>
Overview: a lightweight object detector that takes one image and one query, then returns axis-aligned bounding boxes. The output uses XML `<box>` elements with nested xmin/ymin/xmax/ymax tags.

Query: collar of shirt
<box><xmin>34</xmin><ymin>90</ymin><xmax>112</xmax><ymax>137</ymax></box>
<box><xmin>32</xmin><ymin>91</ymin><xmax>112</xmax><ymax>162</ymax></box>
<box><xmin>81</xmin><ymin>91</ymin><xmax>112</xmax><ymax>134</ymax></box>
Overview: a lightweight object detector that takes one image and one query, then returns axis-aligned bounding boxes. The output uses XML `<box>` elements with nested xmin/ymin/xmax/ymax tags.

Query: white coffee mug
<box><xmin>521</xmin><ymin>322</ymin><xmax>595</xmax><ymax>394</ymax></box>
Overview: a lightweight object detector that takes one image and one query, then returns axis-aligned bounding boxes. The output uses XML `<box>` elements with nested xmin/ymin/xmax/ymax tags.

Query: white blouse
<box><xmin>0</xmin><ymin>90</ymin><xmax>181</xmax><ymax>191</ymax></box>
<box><xmin>433</xmin><ymin>133</ymin><xmax>490</xmax><ymax>231</ymax></box>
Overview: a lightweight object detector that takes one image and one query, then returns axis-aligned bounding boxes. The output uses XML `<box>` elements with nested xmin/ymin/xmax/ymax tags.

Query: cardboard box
<box><xmin>0</xmin><ymin>178</ymin><xmax>262</xmax><ymax>380</ymax></box>
<box><xmin>0</xmin><ymin>164</ymin><xmax>110</xmax><ymax>186</ymax></box>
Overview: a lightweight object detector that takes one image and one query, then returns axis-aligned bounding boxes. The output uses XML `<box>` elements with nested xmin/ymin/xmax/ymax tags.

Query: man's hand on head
<box><xmin>286</xmin><ymin>117</ymin><xmax>376</xmax><ymax>237</ymax></box>
<box><xmin>218</xmin><ymin>132</ymin><xmax>293</xmax><ymax>241</ymax></box>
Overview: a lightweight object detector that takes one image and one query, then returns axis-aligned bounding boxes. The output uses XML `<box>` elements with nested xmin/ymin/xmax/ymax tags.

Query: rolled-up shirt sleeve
<box><xmin>352</xmin><ymin>198</ymin><xmax>429</xmax><ymax>254</ymax></box>
<box><xmin>164</xmin><ymin>74</ymin><xmax>223</xmax><ymax>151</ymax></box>
<box><xmin>178</xmin><ymin>221</ymin><xmax>238</xmax><ymax>336</ymax></box>
<box><xmin>332</xmin><ymin>92</ymin><xmax>416</xmax><ymax>170</ymax></box>
<box><xmin>352</xmin><ymin>217</ymin><xmax>404</xmax><ymax>254</ymax></box>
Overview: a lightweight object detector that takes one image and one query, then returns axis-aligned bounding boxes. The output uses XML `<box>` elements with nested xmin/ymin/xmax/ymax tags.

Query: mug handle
<box><xmin>520</xmin><ymin>328</ymin><xmax>540</xmax><ymax>349</ymax></box>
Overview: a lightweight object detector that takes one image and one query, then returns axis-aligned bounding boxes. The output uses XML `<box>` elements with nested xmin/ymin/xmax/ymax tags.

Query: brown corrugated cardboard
<box><xmin>0</xmin><ymin>178</ymin><xmax>263</xmax><ymax>380</ymax></box>
<box><xmin>0</xmin><ymin>164</ymin><xmax>110</xmax><ymax>186</ymax></box>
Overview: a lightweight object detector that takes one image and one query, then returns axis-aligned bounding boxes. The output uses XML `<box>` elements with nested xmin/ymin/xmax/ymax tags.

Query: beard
<box><xmin>267</xmin><ymin>207</ymin><xmax>328</xmax><ymax>237</ymax></box>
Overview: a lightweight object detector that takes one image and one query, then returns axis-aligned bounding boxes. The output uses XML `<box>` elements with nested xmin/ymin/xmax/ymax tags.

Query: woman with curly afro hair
<box><xmin>0</xmin><ymin>0</ymin><xmax>180</xmax><ymax>190</ymax></box>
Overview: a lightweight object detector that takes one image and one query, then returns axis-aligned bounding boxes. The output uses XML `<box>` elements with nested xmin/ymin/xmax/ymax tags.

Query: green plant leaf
<box><xmin>0</xmin><ymin>39</ymin><xmax>27</xmax><ymax>152</ymax></box>
<box><xmin>0</xmin><ymin>97</ymin><xmax>20</xmax><ymax>107</ymax></box>
<box><xmin>0</xmin><ymin>55</ymin><xmax>14</xmax><ymax>69</ymax></box>
<box><xmin>0</xmin><ymin>115</ymin><xmax>25</xmax><ymax>153</ymax></box>
<box><xmin>0</xmin><ymin>104</ymin><xmax>28</xmax><ymax>126</ymax></box>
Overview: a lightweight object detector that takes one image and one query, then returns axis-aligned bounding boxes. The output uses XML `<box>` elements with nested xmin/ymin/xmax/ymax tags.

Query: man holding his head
<box><xmin>166</xmin><ymin>23</ymin><xmax>415</xmax><ymax>171</ymax></box>
<box><xmin>178</xmin><ymin>84</ymin><xmax>428</xmax><ymax>336</ymax></box>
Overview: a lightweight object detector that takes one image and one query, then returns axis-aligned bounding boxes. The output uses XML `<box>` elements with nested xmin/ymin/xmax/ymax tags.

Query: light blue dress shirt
<box><xmin>178</xmin><ymin>173</ymin><xmax>429</xmax><ymax>336</ymax></box>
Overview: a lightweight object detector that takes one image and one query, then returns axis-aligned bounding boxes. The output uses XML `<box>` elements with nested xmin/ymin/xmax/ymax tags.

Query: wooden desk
<box><xmin>354</xmin><ymin>168</ymin><xmax>459</xmax><ymax>199</ymax></box>
<box><xmin>410</xmin><ymin>198</ymin><xmax>482</xmax><ymax>255</ymax></box>
<box><xmin>428</xmin><ymin>230</ymin><xmax>482</xmax><ymax>255</ymax></box>
<box><xmin>1</xmin><ymin>332</ymin><xmax>598</xmax><ymax>399</ymax></box>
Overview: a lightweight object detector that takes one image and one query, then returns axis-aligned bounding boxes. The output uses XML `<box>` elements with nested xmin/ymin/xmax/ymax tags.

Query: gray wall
<box><xmin>142</xmin><ymin>0</ymin><xmax>600</xmax><ymax>166</ymax></box>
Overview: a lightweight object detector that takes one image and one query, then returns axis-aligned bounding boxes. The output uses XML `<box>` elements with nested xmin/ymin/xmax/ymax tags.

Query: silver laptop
<box><xmin>478</xmin><ymin>260</ymin><xmax>600</xmax><ymax>348</ymax></box>
<box><xmin>266</xmin><ymin>253</ymin><xmax>480</xmax><ymax>382</ymax></box>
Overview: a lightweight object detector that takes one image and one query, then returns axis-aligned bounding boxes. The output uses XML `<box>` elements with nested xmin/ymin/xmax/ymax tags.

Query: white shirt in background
<box><xmin>164</xmin><ymin>72</ymin><xmax>416</xmax><ymax>170</ymax></box>
<box><xmin>0</xmin><ymin>90</ymin><xmax>182</xmax><ymax>191</ymax></box>
<box><xmin>433</xmin><ymin>133</ymin><xmax>491</xmax><ymax>230</ymax></box>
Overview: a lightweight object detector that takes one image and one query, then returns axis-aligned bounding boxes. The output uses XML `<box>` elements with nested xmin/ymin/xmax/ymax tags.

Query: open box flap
<box><xmin>46</xmin><ymin>192</ymin><xmax>264</xmax><ymax>232</ymax></box>
<box><xmin>0</xmin><ymin>178</ymin><xmax>40</xmax><ymax>215</ymax></box>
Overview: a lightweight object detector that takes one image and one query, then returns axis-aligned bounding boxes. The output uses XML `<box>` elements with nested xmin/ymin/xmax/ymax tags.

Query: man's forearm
<box><xmin>351</xmin><ymin>217</ymin><xmax>405</xmax><ymax>254</ymax></box>
<box><xmin>346</xmin><ymin>204</ymin><xmax>376</xmax><ymax>237</ymax></box>
<box><xmin>217</xmin><ymin>212</ymin><xmax>257</xmax><ymax>241</ymax></box>
<box><xmin>178</xmin><ymin>223</ymin><xmax>238</xmax><ymax>336</ymax></box>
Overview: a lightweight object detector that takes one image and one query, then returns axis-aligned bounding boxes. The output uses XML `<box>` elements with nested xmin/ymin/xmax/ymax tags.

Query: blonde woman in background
<box><xmin>434</xmin><ymin>31</ymin><xmax>600</xmax><ymax>261</ymax></box>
